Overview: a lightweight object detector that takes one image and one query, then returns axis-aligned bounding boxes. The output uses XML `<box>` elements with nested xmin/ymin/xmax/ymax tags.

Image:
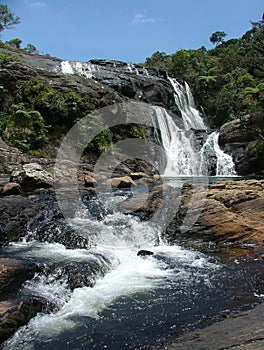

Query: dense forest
<box><xmin>0</xmin><ymin>4</ymin><xmax>263</xmax><ymax>157</ymax></box>
<box><xmin>143</xmin><ymin>19</ymin><xmax>264</xmax><ymax>128</ymax></box>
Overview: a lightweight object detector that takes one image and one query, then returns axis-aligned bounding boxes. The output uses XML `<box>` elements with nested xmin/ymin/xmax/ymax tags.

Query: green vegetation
<box><xmin>0</xmin><ymin>75</ymin><xmax>116</xmax><ymax>155</ymax></box>
<box><xmin>2</xmin><ymin>109</ymin><xmax>48</xmax><ymax>151</ymax></box>
<box><xmin>144</xmin><ymin>19</ymin><xmax>264</xmax><ymax>127</ymax></box>
<box><xmin>0</xmin><ymin>51</ymin><xmax>16</xmax><ymax>66</ymax></box>
<box><xmin>0</xmin><ymin>4</ymin><xmax>20</xmax><ymax>32</ymax></box>
<box><xmin>209</xmin><ymin>31</ymin><xmax>227</xmax><ymax>46</ymax></box>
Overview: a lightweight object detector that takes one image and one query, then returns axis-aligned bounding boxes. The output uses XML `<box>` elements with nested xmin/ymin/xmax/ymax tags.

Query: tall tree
<box><xmin>0</xmin><ymin>4</ymin><xmax>20</xmax><ymax>33</ymax></box>
<box><xmin>210</xmin><ymin>31</ymin><xmax>227</xmax><ymax>46</ymax></box>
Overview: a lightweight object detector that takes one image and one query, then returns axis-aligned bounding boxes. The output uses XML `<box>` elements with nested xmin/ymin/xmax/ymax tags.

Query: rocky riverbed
<box><xmin>1</xmin><ymin>165</ymin><xmax>264</xmax><ymax>345</ymax></box>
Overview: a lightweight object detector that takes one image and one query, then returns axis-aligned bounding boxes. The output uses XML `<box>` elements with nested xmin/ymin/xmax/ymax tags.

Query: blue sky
<box><xmin>2</xmin><ymin>0</ymin><xmax>263</xmax><ymax>63</ymax></box>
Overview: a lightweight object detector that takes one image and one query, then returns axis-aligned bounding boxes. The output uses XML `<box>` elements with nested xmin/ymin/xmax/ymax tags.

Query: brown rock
<box><xmin>129</xmin><ymin>172</ymin><xmax>150</xmax><ymax>180</ymax></box>
<box><xmin>107</xmin><ymin>176</ymin><xmax>136</xmax><ymax>188</ymax></box>
<box><xmin>1</xmin><ymin>182</ymin><xmax>21</xmax><ymax>196</ymax></box>
<box><xmin>197</xmin><ymin>180</ymin><xmax>264</xmax><ymax>244</ymax></box>
<box><xmin>84</xmin><ymin>175</ymin><xmax>97</xmax><ymax>187</ymax></box>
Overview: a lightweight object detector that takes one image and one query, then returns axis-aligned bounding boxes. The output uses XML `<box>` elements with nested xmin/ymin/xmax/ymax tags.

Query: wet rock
<box><xmin>0</xmin><ymin>259</ymin><xmax>39</xmax><ymax>296</ymax></box>
<box><xmin>0</xmin><ymin>258</ymin><xmax>48</xmax><ymax>343</ymax></box>
<box><xmin>83</xmin><ymin>59</ymin><xmax>178</xmax><ymax>114</ymax></box>
<box><xmin>219</xmin><ymin>113</ymin><xmax>264</xmax><ymax>175</ymax></box>
<box><xmin>1</xmin><ymin>183</ymin><xmax>21</xmax><ymax>196</ymax></box>
<box><xmin>166</xmin><ymin>302</ymin><xmax>264</xmax><ymax>350</ymax></box>
<box><xmin>166</xmin><ymin>180</ymin><xmax>264</xmax><ymax>246</ymax></box>
<box><xmin>130</xmin><ymin>172</ymin><xmax>150</xmax><ymax>180</ymax></box>
<box><xmin>0</xmin><ymin>195</ymin><xmax>41</xmax><ymax>246</ymax></box>
<box><xmin>55</xmin><ymin>256</ymin><xmax>112</xmax><ymax>290</ymax></box>
<box><xmin>137</xmin><ymin>250</ymin><xmax>154</xmax><ymax>257</ymax></box>
<box><xmin>0</xmin><ymin>296</ymin><xmax>51</xmax><ymax>344</ymax></box>
<box><xmin>10</xmin><ymin>163</ymin><xmax>53</xmax><ymax>192</ymax></box>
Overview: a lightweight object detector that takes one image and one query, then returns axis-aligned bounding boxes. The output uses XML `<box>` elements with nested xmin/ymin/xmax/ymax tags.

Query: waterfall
<box><xmin>168</xmin><ymin>77</ymin><xmax>207</xmax><ymax>130</ymax></box>
<box><xmin>150</xmin><ymin>105</ymin><xmax>237</xmax><ymax>177</ymax></box>
<box><xmin>150</xmin><ymin>106</ymin><xmax>203</xmax><ymax>176</ymax></box>
<box><xmin>165</xmin><ymin>78</ymin><xmax>236</xmax><ymax>176</ymax></box>
<box><xmin>60</xmin><ymin>60</ymin><xmax>97</xmax><ymax>79</ymax></box>
<box><xmin>200</xmin><ymin>132</ymin><xmax>237</xmax><ymax>176</ymax></box>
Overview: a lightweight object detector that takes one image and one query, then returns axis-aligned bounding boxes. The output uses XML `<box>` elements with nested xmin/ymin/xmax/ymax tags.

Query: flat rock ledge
<box><xmin>164</xmin><ymin>302</ymin><xmax>264</xmax><ymax>350</ymax></box>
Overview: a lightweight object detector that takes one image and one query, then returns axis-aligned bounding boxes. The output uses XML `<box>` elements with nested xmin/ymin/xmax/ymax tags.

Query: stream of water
<box><xmin>1</xmin><ymin>191</ymin><xmax>264</xmax><ymax>350</ymax></box>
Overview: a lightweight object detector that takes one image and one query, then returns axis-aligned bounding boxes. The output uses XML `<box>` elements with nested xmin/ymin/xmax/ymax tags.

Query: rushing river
<box><xmin>1</xmin><ymin>189</ymin><xmax>264</xmax><ymax>350</ymax></box>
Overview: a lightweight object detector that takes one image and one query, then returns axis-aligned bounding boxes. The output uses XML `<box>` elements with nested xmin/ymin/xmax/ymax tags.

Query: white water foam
<box><xmin>2</xmin><ymin>203</ymin><xmax>220</xmax><ymax>349</ymax></box>
<box><xmin>168</xmin><ymin>77</ymin><xmax>207</xmax><ymax>130</ymax></box>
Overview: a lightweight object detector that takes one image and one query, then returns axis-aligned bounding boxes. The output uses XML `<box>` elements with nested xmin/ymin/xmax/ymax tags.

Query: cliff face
<box><xmin>0</xmin><ymin>49</ymin><xmax>178</xmax><ymax>114</ymax></box>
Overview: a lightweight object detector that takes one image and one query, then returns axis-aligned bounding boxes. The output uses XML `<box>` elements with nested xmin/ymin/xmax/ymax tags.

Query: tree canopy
<box><xmin>143</xmin><ymin>18</ymin><xmax>264</xmax><ymax>127</ymax></box>
<box><xmin>0</xmin><ymin>4</ymin><xmax>20</xmax><ymax>33</ymax></box>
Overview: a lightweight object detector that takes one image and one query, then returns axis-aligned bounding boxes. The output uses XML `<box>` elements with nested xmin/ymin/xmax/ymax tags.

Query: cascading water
<box><xmin>165</xmin><ymin>77</ymin><xmax>236</xmax><ymax>176</ymax></box>
<box><xmin>168</xmin><ymin>77</ymin><xmax>207</xmax><ymax>131</ymax></box>
<box><xmin>200</xmin><ymin>131</ymin><xmax>237</xmax><ymax>176</ymax></box>
<box><xmin>1</xmin><ymin>193</ymin><xmax>222</xmax><ymax>350</ymax></box>
<box><xmin>150</xmin><ymin>106</ymin><xmax>203</xmax><ymax>176</ymax></box>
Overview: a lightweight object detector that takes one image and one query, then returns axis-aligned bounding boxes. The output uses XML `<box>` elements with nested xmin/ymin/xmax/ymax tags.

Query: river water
<box><xmin>1</xmin><ymin>188</ymin><xmax>264</xmax><ymax>350</ymax></box>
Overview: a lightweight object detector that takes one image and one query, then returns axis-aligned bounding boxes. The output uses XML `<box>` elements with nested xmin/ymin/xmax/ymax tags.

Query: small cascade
<box><xmin>168</xmin><ymin>77</ymin><xmax>207</xmax><ymax>130</ymax></box>
<box><xmin>60</xmin><ymin>60</ymin><xmax>150</xmax><ymax>78</ymax></box>
<box><xmin>200</xmin><ymin>132</ymin><xmax>237</xmax><ymax>176</ymax></box>
<box><xmin>60</xmin><ymin>60</ymin><xmax>98</xmax><ymax>79</ymax></box>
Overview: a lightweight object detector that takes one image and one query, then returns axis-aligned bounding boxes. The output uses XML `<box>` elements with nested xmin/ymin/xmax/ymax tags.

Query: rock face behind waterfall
<box><xmin>87</xmin><ymin>59</ymin><xmax>178</xmax><ymax>113</ymax></box>
<box><xmin>219</xmin><ymin>113</ymin><xmax>264</xmax><ymax>175</ymax></box>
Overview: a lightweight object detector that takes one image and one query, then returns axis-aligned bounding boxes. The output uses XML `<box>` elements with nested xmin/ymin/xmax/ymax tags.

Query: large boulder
<box><xmin>121</xmin><ymin>180</ymin><xmax>264</xmax><ymax>246</ymax></box>
<box><xmin>166</xmin><ymin>180</ymin><xmax>264</xmax><ymax>245</ymax></box>
<box><xmin>0</xmin><ymin>195</ymin><xmax>42</xmax><ymax>246</ymax></box>
<box><xmin>10</xmin><ymin>163</ymin><xmax>53</xmax><ymax>192</ymax></box>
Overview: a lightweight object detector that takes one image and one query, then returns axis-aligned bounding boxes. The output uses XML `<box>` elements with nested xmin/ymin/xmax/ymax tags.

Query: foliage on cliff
<box><xmin>144</xmin><ymin>20</ymin><xmax>264</xmax><ymax>127</ymax></box>
<box><xmin>0</xmin><ymin>59</ymin><xmax>121</xmax><ymax>156</ymax></box>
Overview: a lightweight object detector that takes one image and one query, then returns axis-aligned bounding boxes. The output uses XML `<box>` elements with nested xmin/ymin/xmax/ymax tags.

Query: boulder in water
<box><xmin>137</xmin><ymin>249</ymin><xmax>154</xmax><ymax>257</ymax></box>
<box><xmin>129</xmin><ymin>172</ymin><xmax>150</xmax><ymax>180</ymax></box>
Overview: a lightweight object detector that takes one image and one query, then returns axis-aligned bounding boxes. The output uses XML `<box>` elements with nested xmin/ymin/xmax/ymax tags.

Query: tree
<box><xmin>0</xmin><ymin>5</ymin><xmax>20</xmax><ymax>33</ymax></box>
<box><xmin>145</xmin><ymin>51</ymin><xmax>168</xmax><ymax>69</ymax></box>
<box><xmin>5</xmin><ymin>38</ymin><xmax>22</xmax><ymax>48</ymax></box>
<box><xmin>210</xmin><ymin>31</ymin><xmax>227</xmax><ymax>46</ymax></box>
<box><xmin>25</xmin><ymin>43</ymin><xmax>38</xmax><ymax>55</ymax></box>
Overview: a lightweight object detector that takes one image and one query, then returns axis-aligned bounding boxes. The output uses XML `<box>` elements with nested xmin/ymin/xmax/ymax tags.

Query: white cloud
<box><xmin>33</xmin><ymin>1</ymin><xmax>46</xmax><ymax>8</ymax></box>
<box><xmin>24</xmin><ymin>1</ymin><xmax>46</xmax><ymax>8</ymax></box>
<box><xmin>132</xmin><ymin>13</ymin><xmax>155</xmax><ymax>24</ymax></box>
